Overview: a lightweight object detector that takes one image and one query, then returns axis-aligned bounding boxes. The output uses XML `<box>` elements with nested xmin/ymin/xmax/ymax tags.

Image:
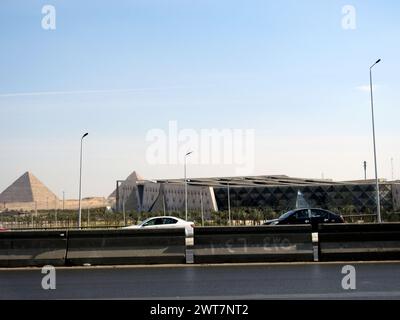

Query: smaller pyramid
<box><xmin>125</xmin><ymin>171</ymin><xmax>144</xmax><ymax>182</ymax></box>
<box><xmin>0</xmin><ymin>172</ymin><xmax>59</xmax><ymax>203</ymax></box>
<box><xmin>108</xmin><ymin>171</ymin><xmax>144</xmax><ymax>198</ymax></box>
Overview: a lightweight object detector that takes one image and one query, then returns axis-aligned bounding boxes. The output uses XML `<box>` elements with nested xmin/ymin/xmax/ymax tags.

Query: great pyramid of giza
<box><xmin>0</xmin><ymin>172</ymin><xmax>59</xmax><ymax>203</ymax></box>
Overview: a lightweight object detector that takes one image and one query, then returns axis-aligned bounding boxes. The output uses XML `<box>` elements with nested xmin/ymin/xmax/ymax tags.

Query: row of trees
<box><xmin>1</xmin><ymin>205</ymin><xmax>400</xmax><ymax>229</ymax></box>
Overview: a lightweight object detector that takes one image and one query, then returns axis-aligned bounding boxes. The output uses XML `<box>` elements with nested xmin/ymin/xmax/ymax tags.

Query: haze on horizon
<box><xmin>1</xmin><ymin>0</ymin><xmax>400</xmax><ymax>198</ymax></box>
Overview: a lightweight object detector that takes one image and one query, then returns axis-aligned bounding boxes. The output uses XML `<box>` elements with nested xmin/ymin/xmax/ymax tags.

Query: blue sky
<box><xmin>1</xmin><ymin>0</ymin><xmax>400</xmax><ymax>198</ymax></box>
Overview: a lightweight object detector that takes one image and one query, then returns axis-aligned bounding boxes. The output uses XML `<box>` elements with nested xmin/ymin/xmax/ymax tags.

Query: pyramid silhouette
<box><xmin>0</xmin><ymin>172</ymin><xmax>59</xmax><ymax>203</ymax></box>
<box><xmin>125</xmin><ymin>171</ymin><xmax>144</xmax><ymax>182</ymax></box>
<box><xmin>108</xmin><ymin>171</ymin><xmax>144</xmax><ymax>198</ymax></box>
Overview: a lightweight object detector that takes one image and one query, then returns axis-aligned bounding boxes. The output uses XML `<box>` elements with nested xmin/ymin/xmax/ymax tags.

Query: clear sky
<box><xmin>1</xmin><ymin>0</ymin><xmax>399</xmax><ymax>198</ymax></box>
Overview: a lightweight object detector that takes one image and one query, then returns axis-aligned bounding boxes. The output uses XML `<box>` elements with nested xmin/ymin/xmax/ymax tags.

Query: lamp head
<box><xmin>82</xmin><ymin>133</ymin><xmax>89</xmax><ymax>139</ymax></box>
<box><xmin>371</xmin><ymin>59</ymin><xmax>382</xmax><ymax>69</ymax></box>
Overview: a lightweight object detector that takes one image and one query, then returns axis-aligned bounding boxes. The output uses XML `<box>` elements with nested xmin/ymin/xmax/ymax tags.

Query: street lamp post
<box><xmin>184</xmin><ymin>151</ymin><xmax>193</xmax><ymax>221</ymax></box>
<box><xmin>78</xmin><ymin>132</ymin><xmax>88</xmax><ymax>229</ymax></box>
<box><xmin>369</xmin><ymin>59</ymin><xmax>382</xmax><ymax>223</ymax></box>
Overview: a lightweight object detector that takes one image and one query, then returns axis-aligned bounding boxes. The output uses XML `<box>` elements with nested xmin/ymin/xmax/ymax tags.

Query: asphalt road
<box><xmin>1</xmin><ymin>262</ymin><xmax>400</xmax><ymax>300</ymax></box>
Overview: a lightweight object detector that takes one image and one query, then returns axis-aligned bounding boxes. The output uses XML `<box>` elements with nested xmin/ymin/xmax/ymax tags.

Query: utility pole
<box><xmin>391</xmin><ymin>157</ymin><xmax>394</xmax><ymax>181</ymax></box>
<box><xmin>184</xmin><ymin>151</ymin><xmax>193</xmax><ymax>221</ymax></box>
<box><xmin>162</xmin><ymin>193</ymin><xmax>166</xmax><ymax>216</ymax></box>
<box><xmin>54</xmin><ymin>196</ymin><xmax>57</xmax><ymax>227</ymax></box>
<box><xmin>122</xmin><ymin>195</ymin><xmax>126</xmax><ymax>226</ymax></box>
<box><xmin>200</xmin><ymin>189</ymin><xmax>204</xmax><ymax>227</ymax></box>
<box><xmin>35</xmin><ymin>201</ymin><xmax>38</xmax><ymax>228</ymax></box>
<box><xmin>228</xmin><ymin>181</ymin><xmax>231</xmax><ymax>226</ymax></box>
<box><xmin>364</xmin><ymin>161</ymin><xmax>367</xmax><ymax>180</ymax></box>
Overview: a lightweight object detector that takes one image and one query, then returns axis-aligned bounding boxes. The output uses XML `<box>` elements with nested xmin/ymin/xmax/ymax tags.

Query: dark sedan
<box><xmin>264</xmin><ymin>208</ymin><xmax>344</xmax><ymax>229</ymax></box>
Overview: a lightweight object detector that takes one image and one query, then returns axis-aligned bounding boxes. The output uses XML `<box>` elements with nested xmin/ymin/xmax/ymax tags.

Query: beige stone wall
<box><xmin>0</xmin><ymin>197</ymin><xmax>109</xmax><ymax>211</ymax></box>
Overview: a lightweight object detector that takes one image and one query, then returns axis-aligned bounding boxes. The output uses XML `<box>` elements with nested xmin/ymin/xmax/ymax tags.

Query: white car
<box><xmin>123</xmin><ymin>216</ymin><xmax>195</xmax><ymax>237</ymax></box>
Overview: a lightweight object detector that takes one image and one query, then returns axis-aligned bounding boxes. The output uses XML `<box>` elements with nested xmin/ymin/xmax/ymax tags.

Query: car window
<box><xmin>279</xmin><ymin>210</ymin><xmax>296</xmax><ymax>220</ymax></box>
<box><xmin>311</xmin><ymin>209</ymin><xmax>329</xmax><ymax>218</ymax></box>
<box><xmin>143</xmin><ymin>218</ymin><xmax>164</xmax><ymax>226</ymax></box>
<box><xmin>162</xmin><ymin>218</ymin><xmax>178</xmax><ymax>225</ymax></box>
<box><xmin>140</xmin><ymin>217</ymin><xmax>152</xmax><ymax>225</ymax></box>
<box><xmin>153</xmin><ymin>218</ymin><xmax>164</xmax><ymax>225</ymax></box>
<box><xmin>295</xmin><ymin>209</ymin><xmax>309</xmax><ymax>219</ymax></box>
<box><xmin>142</xmin><ymin>218</ymin><xmax>156</xmax><ymax>226</ymax></box>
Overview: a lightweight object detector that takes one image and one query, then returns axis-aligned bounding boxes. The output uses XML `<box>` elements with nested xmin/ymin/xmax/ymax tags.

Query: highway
<box><xmin>1</xmin><ymin>262</ymin><xmax>400</xmax><ymax>300</ymax></box>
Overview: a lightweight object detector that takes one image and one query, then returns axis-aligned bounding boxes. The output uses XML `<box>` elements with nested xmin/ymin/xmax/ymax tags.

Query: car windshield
<box><xmin>279</xmin><ymin>210</ymin><xmax>295</xmax><ymax>220</ymax></box>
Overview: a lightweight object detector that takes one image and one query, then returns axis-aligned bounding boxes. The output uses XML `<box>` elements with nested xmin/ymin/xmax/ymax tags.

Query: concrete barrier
<box><xmin>193</xmin><ymin>225</ymin><xmax>313</xmax><ymax>263</ymax></box>
<box><xmin>5</xmin><ymin>223</ymin><xmax>399</xmax><ymax>267</ymax></box>
<box><xmin>318</xmin><ymin>223</ymin><xmax>400</xmax><ymax>261</ymax></box>
<box><xmin>0</xmin><ymin>230</ymin><xmax>67</xmax><ymax>267</ymax></box>
<box><xmin>66</xmin><ymin>228</ymin><xmax>186</xmax><ymax>265</ymax></box>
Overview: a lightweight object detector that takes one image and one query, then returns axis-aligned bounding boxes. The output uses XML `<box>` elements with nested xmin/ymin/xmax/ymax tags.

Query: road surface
<box><xmin>1</xmin><ymin>262</ymin><xmax>400</xmax><ymax>299</ymax></box>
